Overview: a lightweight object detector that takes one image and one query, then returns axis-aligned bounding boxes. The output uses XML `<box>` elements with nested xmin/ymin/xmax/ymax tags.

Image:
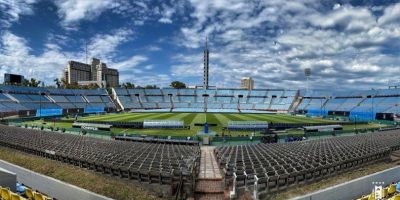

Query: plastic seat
<box><xmin>1</xmin><ymin>187</ymin><xmax>12</xmax><ymax>200</ymax></box>
<box><xmin>11</xmin><ymin>193</ymin><xmax>26</xmax><ymax>200</ymax></box>
<box><xmin>392</xmin><ymin>194</ymin><xmax>400</xmax><ymax>200</ymax></box>
<box><xmin>388</xmin><ymin>184</ymin><xmax>396</xmax><ymax>194</ymax></box>
<box><xmin>25</xmin><ymin>188</ymin><xmax>34</xmax><ymax>199</ymax></box>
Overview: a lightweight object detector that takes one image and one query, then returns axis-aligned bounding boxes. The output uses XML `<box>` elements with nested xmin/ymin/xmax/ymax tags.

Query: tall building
<box><xmin>203</xmin><ymin>37</ymin><xmax>209</xmax><ymax>89</ymax></box>
<box><xmin>63</xmin><ymin>58</ymin><xmax>119</xmax><ymax>87</ymax></box>
<box><xmin>240</xmin><ymin>77</ymin><xmax>254</xmax><ymax>90</ymax></box>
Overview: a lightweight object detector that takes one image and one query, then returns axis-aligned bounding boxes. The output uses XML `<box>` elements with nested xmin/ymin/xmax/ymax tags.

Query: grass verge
<box><xmin>0</xmin><ymin>147</ymin><xmax>163</xmax><ymax>200</ymax></box>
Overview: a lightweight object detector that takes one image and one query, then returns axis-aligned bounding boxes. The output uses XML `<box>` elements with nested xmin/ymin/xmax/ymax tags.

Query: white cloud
<box><xmin>169</xmin><ymin>0</ymin><xmax>400</xmax><ymax>90</ymax></box>
<box><xmin>0</xmin><ymin>30</ymin><xmax>150</xmax><ymax>85</ymax></box>
<box><xmin>55</xmin><ymin>0</ymin><xmax>114</xmax><ymax>24</ymax></box>
<box><xmin>378</xmin><ymin>2</ymin><xmax>400</xmax><ymax>25</ymax></box>
<box><xmin>0</xmin><ymin>0</ymin><xmax>37</xmax><ymax>27</ymax></box>
<box><xmin>112</xmin><ymin>55</ymin><xmax>148</xmax><ymax>71</ymax></box>
<box><xmin>87</xmin><ymin>28</ymin><xmax>133</xmax><ymax>62</ymax></box>
<box><xmin>308</xmin><ymin>5</ymin><xmax>376</xmax><ymax>32</ymax></box>
<box><xmin>0</xmin><ymin>31</ymin><xmax>76</xmax><ymax>83</ymax></box>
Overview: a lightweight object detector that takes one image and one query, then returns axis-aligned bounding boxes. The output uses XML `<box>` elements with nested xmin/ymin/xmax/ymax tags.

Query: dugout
<box><xmin>72</xmin><ymin>122</ymin><xmax>112</xmax><ymax>131</ymax></box>
<box><xmin>303</xmin><ymin>124</ymin><xmax>343</xmax><ymax>133</ymax></box>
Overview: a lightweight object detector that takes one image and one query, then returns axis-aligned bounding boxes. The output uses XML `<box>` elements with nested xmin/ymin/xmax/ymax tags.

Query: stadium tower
<box><xmin>203</xmin><ymin>37</ymin><xmax>209</xmax><ymax>89</ymax></box>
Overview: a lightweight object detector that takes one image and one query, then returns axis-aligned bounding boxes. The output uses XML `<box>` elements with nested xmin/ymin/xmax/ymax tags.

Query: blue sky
<box><xmin>0</xmin><ymin>0</ymin><xmax>399</xmax><ymax>90</ymax></box>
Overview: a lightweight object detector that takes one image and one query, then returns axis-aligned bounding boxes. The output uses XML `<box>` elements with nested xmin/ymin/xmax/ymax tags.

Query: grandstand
<box><xmin>112</xmin><ymin>88</ymin><xmax>298</xmax><ymax>113</ymax></box>
<box><xmin>1</xmin><ymin>86</ymin><xmax>400</xmax><ymax>199</ymax></box>
<box><xmin>215</xmin><ymin>129</ymin><xmax>400</xmax><ymax>199</ymax></box>
<box><xmin>1</xmin><ymin>86</ymin><xmax>400</xmax><ymax>122</ymax></box>
<box><xmin>297</xmin><ymin>88</ymin><xmax>400</xmax><ymax>121</ymax></box>
<box><xmin>0</xmin><ymin>85</ymin><xmax>115</xmax><ymax>117</ymax></box>
<box><xmin>0</xmin><ymin>125</ymin><xmax>200</xmax><ymax>196</ymax></box>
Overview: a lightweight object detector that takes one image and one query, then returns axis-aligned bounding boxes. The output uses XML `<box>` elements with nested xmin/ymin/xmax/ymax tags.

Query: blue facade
<box><xmin>36</xmin><ymin>109</ymin><xmax>63</xmax><ymax>117</ymax></box>
<box><xmin>307</xmin><ymin>109</ymin><xmax>328</xmax><ymax>116</ymax></box>
<box><xmin>349</xmin><ymin>111</ymin><xmax>376</xmax><ymax>121</ymax></box>
<box><xmin>84</xmin><ymin>107</ymin><xmax>105</xmax><ymax>113</ymax></box>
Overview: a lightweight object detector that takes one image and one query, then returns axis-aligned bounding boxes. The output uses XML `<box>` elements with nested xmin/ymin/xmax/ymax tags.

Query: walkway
<box><xmin>195</xmin><ymin>146</ymin><xmax>225</xmax><ymax>200</ymax></box>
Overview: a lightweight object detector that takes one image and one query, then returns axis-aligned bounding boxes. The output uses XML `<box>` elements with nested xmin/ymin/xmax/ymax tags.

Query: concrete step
<box><xmin>195</xmin><ymin>180</ymin><xmax>224</xmax><ymax>193</ymax></box>
<box><xmin>195</xmin><ymin>193</ymin><xmax>225</xmax><ymax>200</ymax></box>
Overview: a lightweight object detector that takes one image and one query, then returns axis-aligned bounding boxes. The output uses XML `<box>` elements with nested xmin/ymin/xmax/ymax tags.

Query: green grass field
<box><xmin>80</xmin><ymin>112</ymin><xmax>334</xmax><ymax>136</ymax></box>
<box><xmin>23</xmin><ymin>112</ymin><xmax>386</xmax><ymax>137</ymax></box>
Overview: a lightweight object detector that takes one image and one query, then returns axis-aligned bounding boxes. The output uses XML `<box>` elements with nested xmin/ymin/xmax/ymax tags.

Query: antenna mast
<box><xmin>85</xmin><ymin>40</ymin><xmax>88</xmax><ymax>64</ymax></box>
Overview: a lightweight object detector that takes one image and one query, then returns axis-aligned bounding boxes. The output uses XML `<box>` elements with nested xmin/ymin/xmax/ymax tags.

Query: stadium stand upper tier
<box><xmin>297</xmin><ymin>88</ymin><xmax>400</xmax><ymax>121</ymax></box>
<box><xmin>0</xmin><ymin>85</ymin><xmax>115</xmax><ymax>117</ymax></box>
<box><xmin>112</xmin><ymin>88</ymin><xmax>299</xmax><ymax>113</ymax></box>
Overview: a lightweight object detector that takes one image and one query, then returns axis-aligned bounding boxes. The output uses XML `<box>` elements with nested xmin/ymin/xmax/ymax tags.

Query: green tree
<box><xmin>24</xmin><ymin>78</ymin><xmax>41</xmax><ymax>87</ymax></box>
<box><xmin>144</xmin><ymin>85</ymin><xmax>158</xmax><ymax>89</ymax></box>
<box><xmin>54</xmin><ymin>78</ymin><xmax>61</xmax><ymax>88</ymax></box>
<box><xmin>122</xmin><ymin>82</ymin><xmax>135</xmax><ymax>89</ymax></box>
<box><xmin>170</xmin><ymin>81</ymin><xmax>186</xmax><ymax>89</ymax></box>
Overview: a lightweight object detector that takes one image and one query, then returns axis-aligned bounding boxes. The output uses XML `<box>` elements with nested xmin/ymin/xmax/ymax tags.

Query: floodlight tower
<box><xmin>305</xmin><ymin>68</ymin><xmax>311</xmax><ymax>93</ymax></box>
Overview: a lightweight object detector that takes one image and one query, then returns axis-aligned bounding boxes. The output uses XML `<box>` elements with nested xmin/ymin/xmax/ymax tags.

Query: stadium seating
<box><xmin>298</xmin><ymin>88</ymin><xmax>400</xmax><ymax>121</ymax></box>
<box><xmin>214</xmin><ymin>130</ymin><xmax>400</xmax><ymax>198</ymax></box>
<box><xmin>0</xmin><ymin>184</ymin><xmax>53</xmax><ymax>200</ymax></box>
<box><xmin>0</xmin><ymin>125</ymin><xmax>200</xmax><ymax>189</ymax></box>
<box><xmin>113</xmin><ymin>88</ymin><xmax>297</xmax><ymax>113</ymax></box>
<box><xmin>0</xmin><ymin>86</ymin><xmax>115</xmax><ymax>117</ymax></box>
<box><xmin>356</xmin><ymin>182</ymin><xmax>400</xmax><ymax>200</ymax></box>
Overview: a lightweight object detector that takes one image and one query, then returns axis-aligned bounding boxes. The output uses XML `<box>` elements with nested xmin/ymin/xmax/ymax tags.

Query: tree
<box><xmin>170</xmin><ymin>81</ymin><xmax>186</xmax><ymax>89</ymax></box>
<box><xmin>23</xmin><ymin>78</ymin><xmax>42</xmax><ymax>87</ymax></box>
<box><xmin>144</xmin><ymin>85</ymin><xmax>158</xmax><ymax>89</ymax></box>
<box><xmin>122</xmin><ymin>82</ymin><xmax>135</xmax><ymax>89</ymax></box>
<box><xmin>54</xmin><ymin>78</ymin><xmax>61</xmax><ymax>88</ymax></box>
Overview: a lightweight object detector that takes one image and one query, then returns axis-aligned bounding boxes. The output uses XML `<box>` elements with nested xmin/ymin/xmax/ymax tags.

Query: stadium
<box><xmin>1</xmin><ymin>1</ymin><xmax>400</xmax><ymax>200</ymax></box>
<box><xmin>1</xmin><ymin>83</ymin><xmax>400</xmax><ymax>200</ymax></box>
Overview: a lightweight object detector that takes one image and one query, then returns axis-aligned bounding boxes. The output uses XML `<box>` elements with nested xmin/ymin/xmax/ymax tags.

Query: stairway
<box><xmin>195</xmin><ymin>146</ymin><xmax>225</xmax><ymax>200</ymax></box>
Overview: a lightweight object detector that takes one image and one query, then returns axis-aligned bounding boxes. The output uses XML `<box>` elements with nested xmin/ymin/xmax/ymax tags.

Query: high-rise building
<box><xmin>63</xmin><ymin>58</ymin><xmax>119</xmax><ymax>87</ymax></box>
<box><xmin>240</xmin><ymin>77</ymin><xmax>254</xmax><ymax>90</ymax></box>
<box><xmin>203</xmin><ymin>37</ymin><xmax>209</xmax><ymax>89</ymax></box>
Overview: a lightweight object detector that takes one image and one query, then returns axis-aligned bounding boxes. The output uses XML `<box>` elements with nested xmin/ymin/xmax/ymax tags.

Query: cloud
<box><xmin>308</xmin><ymin>5</ymin><xmax>376</xmax><ymax>32</ymax></box>
<box><xmin>170</xmin><ymin>0</ymin><xmax>400</xmax><ymax>90</ymax></box>
<box><xmin>0</xmin><ymin>30</ymin><xmax>150</xmax><ymax>85</ymax></box>
<box><xmin>55</xmin><ymin>0</ymin><xmax>114</xmax><ymax>25</ymax></box>
<box><xmin>0</xmin><ymin>31</ymin><xmax>76</xmax><ymax>83</ymax></box>
<box><xmin>378</xmin><ymin>2</ymin><xmax>400</xmax><ymax>25</ymax></box>
<box><xmin>0</xmin><ymin>0</ymin><xmax>37</xmax><ymax>27</ymax></box>
<box><xmin>87</xmin><ymin>28</ymin><xmax>133</xmax><ymax>62</ymax></box>
<box><xmin>112</xmin><ymin>55</ymin><xmax>148</xmax><ymax>71</ymax></box>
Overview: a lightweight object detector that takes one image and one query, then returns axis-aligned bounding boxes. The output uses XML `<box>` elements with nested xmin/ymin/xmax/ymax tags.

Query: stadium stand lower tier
<box><xmin>298</xmin><ymin>89</ymin><xmax>400</xmax><ymax>121</ymax></box>
<box><xmin>0</xmin><ymin>86</ymin><xmax>115</xmax><ymax>117</ymax></box>
<box><xmin>214</xmin><ymin>130</ymin><xmax>400</xmax><ymax>199</ymax></box>
<box><xmin>356</xmin><ymin>182</ymin><xmax>400</xmax><ymax>200</ymax></box>
<box><xmin>0</xmin><ymin>184</ymin><xmax>53</xmax><ymax>200</ymax></box>
<box><xmin>0</xmin><ymin>125</ymin><xmax>200</xmax><ymax>192</ymax></box>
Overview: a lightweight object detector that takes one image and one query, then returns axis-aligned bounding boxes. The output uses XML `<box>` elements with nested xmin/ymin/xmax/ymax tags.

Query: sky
<box><xmin>0</xmin><ymin>0</ymin><xmax>399</xmax><ymax>90</ymax></box>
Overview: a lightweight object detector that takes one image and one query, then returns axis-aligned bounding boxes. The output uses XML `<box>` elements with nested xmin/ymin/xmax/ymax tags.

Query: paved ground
<box><xmin>199</xmin><ymin>146</ymin><xmax>222</xmax><ymax>179</ymax></box>
<box><xmin>195</xmin><ymin>146</ymin><xmax>225</xmax><ymax>200</ymax></box>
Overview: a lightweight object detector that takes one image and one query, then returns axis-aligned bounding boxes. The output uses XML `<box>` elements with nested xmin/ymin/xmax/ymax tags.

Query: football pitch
<box><xmin>80</xmin><ymin>112</ymin><xmax>333</xmax><ymax>125</ymax></box>
<box><xmin>25</xmin><ymin>112</ymin><xmax>384</xmax><ymax>137</ymax></box>
<box><xmin>73</xmin><ymin>112</ymin><xmax>335</xmax><ymax>136</ymax></box>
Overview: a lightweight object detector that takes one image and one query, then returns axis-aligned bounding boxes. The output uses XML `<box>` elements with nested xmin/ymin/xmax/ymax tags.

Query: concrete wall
<box><xmin>0</xmin><ymin>167</ymin><xmax>16</xmax><ymax>192</ymax></box>
<box><xmin>293</xmin><ymin>166</ymin><xmax>400</xmax><ymax>200</ymax></box>
<box><xmin>0</xmin><ymin>160</ymin><xmax>113</xmax><ymax>200</ymax></box>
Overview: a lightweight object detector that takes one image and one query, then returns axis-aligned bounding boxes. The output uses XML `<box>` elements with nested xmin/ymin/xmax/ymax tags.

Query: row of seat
<box><xmin>356</xmin><ymin>183</ymin><xmax>399</xmax><ymax>200</ymax></box>
<box><xmin>0</xmin><ymin>125</ymin><xmax>200</xmax><ymax>190</ymax></box>
<box><xmin>0</xmin><ymin>186</ymin><xmax>51</xmax><ymax>200</ymax></box>
<box><xmin>214</xmin><ymin>130</ymin><xmax>400</xmax><ymax>198</ymax></box>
